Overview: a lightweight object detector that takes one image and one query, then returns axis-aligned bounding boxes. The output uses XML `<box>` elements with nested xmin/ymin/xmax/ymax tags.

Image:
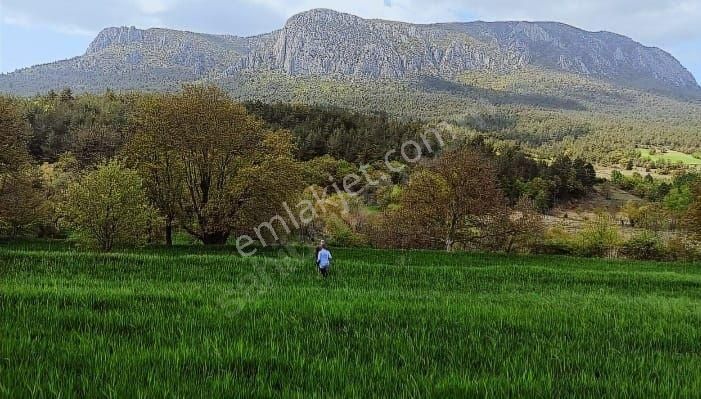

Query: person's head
<box><xmin>320</xmin><ymin>239</ymin><xmax>325</xmax><ymax>247</ymax></box>
<box><xmin>322</xmin><ymin>243</ymin><xmax>327</xmax><ymax>249</ymax></box>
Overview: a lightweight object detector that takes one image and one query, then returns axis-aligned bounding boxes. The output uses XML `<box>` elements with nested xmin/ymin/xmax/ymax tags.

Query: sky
<box><xmin>1</xmin><ymin>0</ymin><xmax>700</xmax><ymax>81</ymax></box>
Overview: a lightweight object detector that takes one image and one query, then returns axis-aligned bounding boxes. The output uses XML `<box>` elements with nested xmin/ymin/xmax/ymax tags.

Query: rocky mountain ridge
<box><xmin>1</xmin><ymin>8</ymin><xmax>698</xmax><ymax>97</ymax></box>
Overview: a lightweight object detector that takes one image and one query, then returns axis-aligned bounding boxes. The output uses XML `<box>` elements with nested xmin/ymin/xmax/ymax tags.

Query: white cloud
<box><xmin>133</xmin><ymin>0</ymin><xmax>171</xmax><ymax>15</ymax></box>
<box><xmin>3</xmin><ymin>0</ymin><xmax>700</xmax><ymax>45</ymax></box>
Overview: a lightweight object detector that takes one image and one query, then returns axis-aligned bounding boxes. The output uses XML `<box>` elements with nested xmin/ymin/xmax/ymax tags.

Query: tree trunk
<box><xmin>445</xmin><ymin>238</ymin><xmax>454</xmax><ymax>252</ymax></box>
<box><xmin>165</xmin><ymin>220</ymin><xmax>173</xmax><ymax>247</ymax></box>
<box><xmin>201</xmin><ymin>231</ymin><xmax>229</xmax><ymax>245</ymax></box>
<box><xmin>506</xmin><ymin>236</ymin><xmax>515</xmax><ymax>253</ymax></box>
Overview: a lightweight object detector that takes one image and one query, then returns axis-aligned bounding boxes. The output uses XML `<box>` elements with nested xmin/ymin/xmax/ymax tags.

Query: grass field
<box><xmin>639</xmin><ymin>148</ymin><xmax>701</xmax><ymax>165</ymax></box>
<box><xmin>1</xmin><ymin>241</ymin><xmax>701</xmax><ymax>397</ymax></box>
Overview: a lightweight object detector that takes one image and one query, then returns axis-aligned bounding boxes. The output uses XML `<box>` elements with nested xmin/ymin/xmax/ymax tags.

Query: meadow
<box><xmin>1</xmin><ymin>241</ymin><xmax>701</xmax><ymax>397</ymax></box>
<box><xmin>639</xmin><ymin>148</ymin><xmax>701</xmax><ymax>165</ymax></box>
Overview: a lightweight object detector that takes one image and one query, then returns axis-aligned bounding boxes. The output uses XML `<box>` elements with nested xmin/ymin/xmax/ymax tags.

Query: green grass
<box><xmin>1</xmin><ymin>241</ymin><xmax>701</xmax><ymax>397</ymax></box>
<box><xmin>639</xmin><ymin>148</ymin><xmax>701</xmax><ymax>165</ymax></box>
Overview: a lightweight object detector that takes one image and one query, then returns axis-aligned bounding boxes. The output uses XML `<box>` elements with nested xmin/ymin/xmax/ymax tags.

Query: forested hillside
<box><xmin>2</xmin><ymin>87</ymin><xmax>700</xmax><ymax>260</ymax></box>
<box><xmin>222</xmin><ymin>69</ymin><xmax>701</xmax><ymax>163</ymax></box>
<box><xmin>2</xmin><ymin>9</ymin><xmax>700</xmax><ymax>163</ymax></box>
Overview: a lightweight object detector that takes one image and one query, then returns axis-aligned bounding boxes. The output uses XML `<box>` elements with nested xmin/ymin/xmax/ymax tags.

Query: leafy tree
<box><xmin>0</xmin><ymin>167</ymin><xmax>48</xmax><ymax>237</ymax></box>
<box><xmin>499</xmin><ymin>197</ymin><xmax>545</xmax><ymax>253</ymax></box>
<box><xmin>0</xmin><ymin>98</ymin><xmax>46</xmax><ymax>236</ymax></box>
<box><xmin>38</xmin><ymin>153</ymin><xmax>81</xmax><ymax>236</ymax></box>
<box><xmin>389</xmin><ymin>147</ymin><xmax>508</xmax><ymax>251</ymax></box>
<box><xmin>302</xmin><ymin>155</ymin><xmax>357</xmax><ymax>188</ymax></box>
<box><xmin>686</xmin><ymin>182</ymin><xmax>701</xmax><ymax>239</ymax></box>
<box><xmin>520</xmin><ymin>177</ymin><xmax>554</xmax><ymax>212</ymax></box>
<box><xmin>60</xmin><ymin>160</ymin><xmax>155</xmax><ymax>251</ymax></box>
<box><xmin>125</xmin><ymin>93</ymin><xmax>184</xmax><ymax>246</ymax></box>
<box><xmin>128</xmin><ymin>86</ymin><xmax>303</xmax><ymax>245</ymax></box>
<box><xmin>384</xmin><ymin>169</ymin><xmax>452</xmax><ymax>249</ymax></box>
<box><xmin>620</xmin><ymin>201</ymin><xmax>642</xmax><ymax>227</ymax></box>
<box><xmin>0</xmin><ymin>97</ymin><xmax>30</xmax><ymax>177</ymax></box>
<box><xmin>664</xmin><ymin>186</ymin><xmax>693</xmax><ymax>229</ymax></box>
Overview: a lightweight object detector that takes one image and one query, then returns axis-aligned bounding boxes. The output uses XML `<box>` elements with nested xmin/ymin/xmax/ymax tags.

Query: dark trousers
<box><xmin>318</xmin><ymin>266</ymin><xmax>329</xmax><ymax>277</ymax></box>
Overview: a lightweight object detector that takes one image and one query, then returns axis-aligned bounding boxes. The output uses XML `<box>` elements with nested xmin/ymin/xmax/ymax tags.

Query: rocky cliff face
<box><xmin>1</xmin><ymin>8</ymin><xmax>698</xmax><ymax>97</ymax></box>
<box><xmin>239</xmin><ymin>9</ymin><xmax>522</xmax><ymax>77</ymax></box>
<box><xmin>448</xmin><ymin>21</ymin><xmax>698</xmax><ymax>91</ymax></box>
<box><xmin>86</xmin><ymin>26</ymin><xmax>146</xmax><ymax>54</ymax></box>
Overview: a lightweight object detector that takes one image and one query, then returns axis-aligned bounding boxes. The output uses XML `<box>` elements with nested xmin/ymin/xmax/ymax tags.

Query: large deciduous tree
<box><xmin>126</xmin><ymin>93</ymin><xmax>183</xmax><ymax>246</ymax></box>
<box><xmin>382</xmin><ymin>147</ymin><xmax>508</xmax><ymax>251</ymax></box>
<box><xmin>127</xmin><ymin>86</ymin><xmax>303</xmax><ymax>245</ymax></box>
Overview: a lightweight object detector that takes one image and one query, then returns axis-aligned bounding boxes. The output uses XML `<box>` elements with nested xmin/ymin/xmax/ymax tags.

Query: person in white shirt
<box><xmin>314</xmin><ymin>240</ymin><xmax>325</xmax><ymax>267</ymax></box>
<box><xmin>316</xmin><ymin>244</ymin><xmax>332</xmax><ymax>278</ymax></box>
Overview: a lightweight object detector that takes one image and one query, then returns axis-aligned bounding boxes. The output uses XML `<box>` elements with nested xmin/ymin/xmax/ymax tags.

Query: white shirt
<box><xmin>317</xmin><ymin>249</ymin><xmax>332</xmax><ymax>268</ymax></box>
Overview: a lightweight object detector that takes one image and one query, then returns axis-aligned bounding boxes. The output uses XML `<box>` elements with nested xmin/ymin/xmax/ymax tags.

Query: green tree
<box><xmin>664</xmin><ymin>186</ymin><xmax>693</xmax><ymax>229</ymax></box>
<box><xmin>521</xmin><ymin>177</ymin><xmax>554</xmax><ymax>212</ymax></box>
<box><xmin>60</xmin><ymin>160</ymin><xmax>155</xmax><ymax>251</ymax></box>
<box><xmin>577</xmin><ymin>213</ymin><xmax>622</xmax><ymax>257</ymax></box>
<box><xmin>0</xmin><ymin>97</ymin><xmax>47</xmax><ymax>236</ymax></box>
<box><xmin>686</xmin><ymin>182</ymin><xmax>701</xmax><ymax>238</ymax></box>
<box><xmin>125</xmin><ymin>93</ymin><xmax>183</xmax><ymax>246</ymax></box>
<box><xmin>0</xmin><ymin>97</ymin><xmax>30</xmax><ymax>178</ymax></box>
<box><xmin>391</xmin><ymin>147</ymin><xmax>508</xmax><ymax>251</ymax></box>
<box><xmin>0</xmin><ymin>167</ymin><xmax>48</xmax><ymax>237</ymax></box>
<box><xmin>127</xmin><ymin>86</ymin><xmax>303</xmax><ymax>245</ymax></box>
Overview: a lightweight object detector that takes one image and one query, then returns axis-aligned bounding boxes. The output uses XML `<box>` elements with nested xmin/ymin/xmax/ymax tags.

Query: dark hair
<box><xmin>321</xmin><ymin>243</ymin><xmax>327</xmax><ymax>249</ymax></box>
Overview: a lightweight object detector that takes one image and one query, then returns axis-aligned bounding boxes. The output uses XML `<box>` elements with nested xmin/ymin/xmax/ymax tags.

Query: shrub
<box><xmin>664</xmin><ymin>235</ymin><xmax>700</xmax><ymax>261</ymax></box>
<box><xmin>576</xmin><ymin>214</ymin><xmax>621</xmax><ymax>257</ymax></box>
<box><xmin>619</xmin><ymin>232</ymin><xmax>665</xmax><ymax>260</ymax></box>
<box><xmin>59</xmin><ymin>160</ymin><xmax>156</xmax><ymax>251</ymax></box>
<box><xmin>533</xmin><ymin>227</ymin><xmax>579</xmax><ymax>256</ymax></box>
<box><xmin>323</xmin><ymin>214</ymin><xmax>368</xmax><ymax>248</ymax></box>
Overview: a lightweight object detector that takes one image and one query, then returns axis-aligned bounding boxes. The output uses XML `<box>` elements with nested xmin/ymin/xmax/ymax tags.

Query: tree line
<box><xmin>5</xmin><ymin>86</ymin><xmax>698</xmax><ymax>258</ymax></box>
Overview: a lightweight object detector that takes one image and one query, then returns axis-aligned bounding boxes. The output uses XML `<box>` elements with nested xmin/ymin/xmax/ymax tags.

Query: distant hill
<box><xmin>1</xmin><ymin>8</ymin><xmax>699</xmax><ymax>100</ymax></box>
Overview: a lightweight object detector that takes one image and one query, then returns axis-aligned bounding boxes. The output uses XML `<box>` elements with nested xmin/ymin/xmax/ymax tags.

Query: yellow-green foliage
<box><xmin>60</xmin><ymin>160</ymin><xmax>156</xmax><ymax>251</ymax></box>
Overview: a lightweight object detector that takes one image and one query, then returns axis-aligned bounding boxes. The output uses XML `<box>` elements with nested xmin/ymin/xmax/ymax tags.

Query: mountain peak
<box><xmin>288</xmin><ymin>8</ymin><xmax>352</xmax><ymax>20</ymax></box>
<box><xmin>283</xmin><ymin>8</ymin><xmax>363</xmax><ymax>29</ymax></box>
<box><xmin>1</xmin><ymin>9</ymin><xmax>699</xmax><ymax>97</ymax></box>
<box><xmin>87</xmin><ymin>26</ymin><xmax>145</xmax><ymax>54</ymax></box>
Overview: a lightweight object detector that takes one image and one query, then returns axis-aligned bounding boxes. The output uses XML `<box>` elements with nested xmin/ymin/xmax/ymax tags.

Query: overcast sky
<box><xmin>1</xmin><ymin>0</ymin><xmax>699</xmax><ymax>80</ymax></box>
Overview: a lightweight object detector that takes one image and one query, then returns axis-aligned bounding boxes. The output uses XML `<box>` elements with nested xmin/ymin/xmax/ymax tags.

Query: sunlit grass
<box><xmin>639</xmin><ymin>148</ymin><xmax>701</xmax><ymax>165</ymax></box>
<box><xmin>1</xmin><ymin>242</ymin><xmax>700</xmax><ymax>397</ymax></box>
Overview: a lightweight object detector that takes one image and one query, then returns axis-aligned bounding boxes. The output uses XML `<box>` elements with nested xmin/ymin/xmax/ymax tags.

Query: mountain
<box><xmin>1</xmin><ymin>8</ymin><xmax>699</xmax><ymax>99</ymax></box>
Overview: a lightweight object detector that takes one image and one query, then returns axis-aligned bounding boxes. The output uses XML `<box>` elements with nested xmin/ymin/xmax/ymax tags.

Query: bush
<box><xmin>575</xmin><ymin>214</ymin><xmax>621</xmax><ymax>258</ymax></box>
<box><xmin>533</xmin><ymin>227</ymin><xmax>579</xmax><ymax>256</ymax></box>
<box><xmin>59</xmin><ymin>160</ymin><xmax>156</xmax><ymax>251</ymax></box>
<box><xmin>664</xmin><ymin>235</ymin><xmax>700</xmax><ymax>261</ymax></box>
<box><xmin>323</xmin><ymin>214</ymin><xmax>368</xmax><ymax>248</ymax></box>
<box><xmin>619</xmin><ymin>232</ymin><xmax>665</xmax><ymax>260</ymax></box>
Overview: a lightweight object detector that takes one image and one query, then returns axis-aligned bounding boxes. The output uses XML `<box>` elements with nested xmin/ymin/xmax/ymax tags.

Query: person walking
<box><xmin>314</xmin><ymin>240</ymin><xmax>325</xmax><ymax>267</ymax></box>
<box><xmin>314</xmin><ymin>240</ymin><xmax>326</xmax><ymax>268</ymax></box>
<box><xmin>316</xmin><ymin>243</ymin><xmax>332</xmax><ymax>278</ymax></box>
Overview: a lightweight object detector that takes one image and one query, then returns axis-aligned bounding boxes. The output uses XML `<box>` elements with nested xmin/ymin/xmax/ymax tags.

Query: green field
<box><xmin>1</xmin><ymin>242</ymin><xmax>701</xmax><ymax>397</ymax></box>
<box><xmin>639</xmin><ymin>148</ymin><xmax>701</xmax><ymax>165</ymax></box>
